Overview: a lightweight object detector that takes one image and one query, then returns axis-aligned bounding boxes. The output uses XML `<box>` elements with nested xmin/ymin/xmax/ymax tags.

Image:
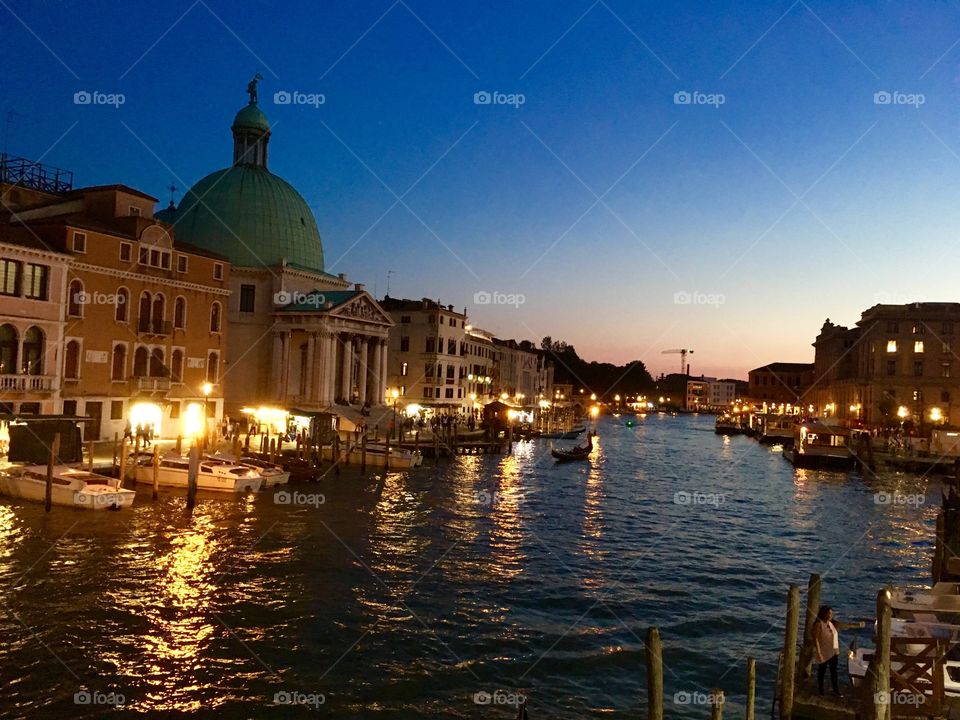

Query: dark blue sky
<box><xmin>3</xmin><ymin>0</ymin><xmax>960</xmax><ymax>377</ymax></box>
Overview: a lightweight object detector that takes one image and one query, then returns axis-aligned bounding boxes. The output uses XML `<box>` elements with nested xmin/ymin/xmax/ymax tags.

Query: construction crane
<box><xmin>662</xmin><ymin>348</ymin><xmax>694</xmax><ymax>376</ymax></box>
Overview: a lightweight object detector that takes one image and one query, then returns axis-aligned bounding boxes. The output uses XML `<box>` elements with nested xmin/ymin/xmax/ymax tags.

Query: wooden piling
<box><xmin>119</xmin><ymin>439</ymin><xmax>129</xmax><ymax>484</ymax></box>
<box><xmin>799</xmin><ymin>573</ymin><xmax>822</xmax><ymax>680</ymax></box>
<box><xmin>711</xmin><ymin>689</ymin><xmax>724</xmax><ymax>720</ymax></box>
<box><xmin>361</xmin><ymin>433</ymin><xmax>367</xmax><ymax>473</ymax></box>
<box><xmin>333</xmin><ymin>434</ymin><xmax>341</xmax><ymax>477</ymax></box>
<box><xmin>746</xmin><ymin>658</ymin><xmax>756</xmax><ymax>720</ymax></box>
<box><xmin>86</xmin><ymin>441</ymin><xmax>94</xmax><ymax>471</ymax></box>
<box><xmin>875</xmin><ymin>589</ymin><xmax>892</xmax><ymax>720</ymax></box>
<box><xmin>186</xmin><ymin>443</ymin><xmax>199</xmax><ymax>510</ymax></box>
<box><xmin>45</xmin><ymin>433</ymin><xmax>60</xmax><ymax>512</ymax></box>
<box><xmin>175</xmin><ymin>435</ymin><xmax>182</xmax><ymax>455</ymax></box>
<box><xmin>780</xmin><ymin>585</ymin><xmax>799</xmax><ymax>720</ymax></box>
<box><xmin>152</xmin><ymin>445</ymin><xmax>160</xmax><ymax>500</ymax></box>
<box><xmin>645</xmin><ymin>627</ymin><xmax>663</xmax><ymax>720</ymax></box>
<box><xmin>112</xmin><ymin>432</ymin><xmax>119</xmax><ymax>470</ymax></box>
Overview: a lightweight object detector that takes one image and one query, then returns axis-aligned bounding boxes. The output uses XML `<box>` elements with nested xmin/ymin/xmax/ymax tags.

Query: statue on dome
<box><xmin>246</xmin><ymin>72</ymin><xmax>263</xmax><ymax>105</ymax></box>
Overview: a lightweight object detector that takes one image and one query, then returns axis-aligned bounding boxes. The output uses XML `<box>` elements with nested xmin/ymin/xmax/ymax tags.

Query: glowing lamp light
<box><xmin>130</xmin><ymin>402</ymin><xmax>162</xmax><ymax>437</ymax></box>
<box><xmin>500</xmin><ymin>393</ymin><xmax>508</xmax><ymax>401</ymax></box>
<box><xmin>590</xmin><ymin>393</ymin><xmax>597</xmax><ymax>401</ymax></box>
<box><xmin>182</xmin><ymin>402</ymin><xmax>206</xmax><ymax>437</ymax></box>
<box><xmin>897</xmin><ymin>406</ymin><xmax>909</xmax><ymax>419</ymax></box>
<box><xmin>390</xmin><ymin>388</ymin><xmax>400</xmax><ymax>400</ymax></box>
<box><xmin>589</xmin><ymin>406</ymin><xmax>599</xmax><ymax>418</ymax></box>
<box><xmin>507</xmin><ymin>409</ymin><xmax>518</xmax><ymax>420</ymax></box>
<box><xmin>201</xmin><ymin>381</ymin><xmax>213</xmax><ymax>396</ymax></box>
<box><xmin>931</xmin><ymin>407</ymin><xmax>944</xmax><ymax>422</ymax></box>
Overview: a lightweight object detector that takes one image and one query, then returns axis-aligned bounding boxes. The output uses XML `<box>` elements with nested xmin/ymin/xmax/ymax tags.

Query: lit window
<box><xmin>401</xmin><ymin>362</ymin><xmax>408</xmax><ymax>377</ymax></box>
<box><xmin>887</xmin><ymin>340</ymin><xmax>897</xmax><ymax>353</ymax></box>
<box><xmin>915</xmin><ymin>341</ymin><xmax>924</xmax><ymax>353</ymax></box>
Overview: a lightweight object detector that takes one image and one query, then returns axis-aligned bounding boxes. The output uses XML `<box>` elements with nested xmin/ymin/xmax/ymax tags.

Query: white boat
<box><xmin>134</xmin><ymin>454</ymin><xmax>263</xmax><ymax>493</ymax></box>
<box><xmin>323</xmin><ymin>442</ymin><xmax>423</xmax><ymax>469</ymax></box>
<box><xmin>0</xmin><ymin>464</ymin><xmax>135</xmax><ymax>510</ymax></box>
<box><xmin>205</xmin><ymin>452</ymin><xmax>290</xmax><ymax>487</ymax></box>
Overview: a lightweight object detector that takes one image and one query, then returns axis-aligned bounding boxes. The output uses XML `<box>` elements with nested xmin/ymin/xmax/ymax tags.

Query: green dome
<box><xmin>174</xmin><ymin>165</ymin><xmax>324</xmax><ymax>271</ymax></box>
<box><xmin>233</xmin><ymin>103</ymin><xmax>270</xmax><ymax>132</ymax></box>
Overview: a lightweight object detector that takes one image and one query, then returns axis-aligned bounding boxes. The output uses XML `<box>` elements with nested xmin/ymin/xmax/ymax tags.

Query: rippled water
<box><xmin>0</xmin><ymin>413</ymin><xmax>941</xmax><ymax>718</ymax></box>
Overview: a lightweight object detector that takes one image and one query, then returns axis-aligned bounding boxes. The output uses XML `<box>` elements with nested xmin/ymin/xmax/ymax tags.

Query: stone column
<box><xmin>378</xmin><ymin>339</ymin><xmax>388</xmax><ymax>404</ymax></box>
<box><xmin>305</xmin><ymin>332</ymin><xmax>316</xmax><ymax>401</ymax></box>
<box><xmin>370</xmin><ymin>339</ymin><xmax>383</xmax><ymax>406</ymax></box>
<box><xmin>323</xmin><ymin>332</ymin><xmax>336</xmax><ymax>405</ymax></box>
<box><xmin>357</xmin><ymin>337</ymin><xmax>370</xmax><ymax>404</ymax></box>
<box><xmin>279</xmin><ymin>330</ymin><xmax>291</xmax><ymax>401</ymax></box>
<box><xmin>340</xmin><ymin>334</ymin><xmax>353</xmax><ymax>402</ymax></box>
<box><xmin>271</xmin><ymin>331</ymin><xmax>284</xmax><ymax>400</ymax></box>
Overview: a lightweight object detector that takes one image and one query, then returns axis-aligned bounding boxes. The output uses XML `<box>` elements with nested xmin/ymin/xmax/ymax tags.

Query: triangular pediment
<box><xmin>330</xmin><ymin>293</ymin><xmax>393</xmax><ymax>325</ymax></box>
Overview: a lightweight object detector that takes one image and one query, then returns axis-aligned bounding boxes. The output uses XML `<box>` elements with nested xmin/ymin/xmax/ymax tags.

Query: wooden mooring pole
<box><xmin>746</xmin><ymin>657</ymin><xmax>756</xmax><ymax>720</ymax></box>
<box><xmin>711</xmin><ymin>689</ymin><xmax>724</xmax><ymax>720</ymax></box>
<box><xmin>780</xmin><ymin>585</ymin><xmax>799</xmax><ymax>720</ymax></box>
<box><xmin>645</xmin><ymin>627</ymin><xmax>663</xmax><ymax>720</ymax></box>
<box><xmin>860</xmin><ymin>588</ymin><xmax>892</xmax><ymax>720</ymax></box>
<box><xmin>119</xmin><ymin>439</ymin><xmax>129</xmax><ymax>484</ymax></box>
<box><xmin>186</xmin><ymin>443</ymin><xmax>199</xmax><ymax>510</ymax></box>
<box><xmin>361</xmin><ymin>433</ymin><xmax>367</xmax><ymax>473</ymax></box>
<box><xmin>152</xmin><ymin>445</ymin><xmax>160</xmax><ymax>500</ymax></box>
<box><xmin>45</xmin><ymin>433</ymin><xmax>60</xmax><ymax>512</ymax></box>
<box><xmin>798</xmin><ymin>573</ymin><xmax>821</xmax><ymax>681</ymax></box>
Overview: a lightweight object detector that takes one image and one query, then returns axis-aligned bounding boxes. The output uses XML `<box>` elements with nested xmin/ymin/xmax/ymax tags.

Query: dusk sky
<box><xmin>3</xmin><ymin>0</ymin><xmax>960</xmax><ymax>379</ymax></box>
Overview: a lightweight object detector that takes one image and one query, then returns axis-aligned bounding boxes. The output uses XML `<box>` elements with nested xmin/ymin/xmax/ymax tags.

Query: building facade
<box><xmin>746</xmin><ymin>362</ymin><xmax>815</xmax><ymax>407</ymax></box>
<box><xmin>3</xmin><ymin>178</ymin><xmax>230</xmax><ymax>440</ymax></box>
<box><xmin>812</xmin><ymin>303</ymin><xmax>960</xmax><ymax>426</ymax></box>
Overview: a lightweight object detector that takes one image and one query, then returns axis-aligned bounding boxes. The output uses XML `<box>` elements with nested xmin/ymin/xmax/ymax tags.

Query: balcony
<box><xmin>0</xmin><ymin>374</ymin><xmax>55</xmax><ymax>393</ymax></box>
<box><xmin>136</xmin><ymin>319</ymin><xmax>173</xmax><ymax>336</ymax></box>
<box><xmin>130</xmin><ymin>377</ymin><xmax>171</xmax><ymax>394</ymax></box>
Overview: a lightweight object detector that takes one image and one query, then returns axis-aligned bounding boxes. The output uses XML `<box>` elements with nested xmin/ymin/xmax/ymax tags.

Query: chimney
<box><xmin>338</xmin><ymin>273</ymin><xmax>346</xmax><ymax>281</ymax></box>
<box><xmin>354</xmin><ymin>283</ymin><xmax>365</xmax><ymax>291</ymax></box>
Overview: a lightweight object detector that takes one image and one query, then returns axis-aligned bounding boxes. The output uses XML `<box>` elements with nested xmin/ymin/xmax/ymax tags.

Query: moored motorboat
<box><xmin>134</xmin><ymin>453</ymin><xmax>263</xmax><ymax>492</ymax></box>
<box><xmin>783</xmin><ymin>421</ymin><xmax>854</xmax><ymax>471</ymax></box>
<box><xmin>322</xmin><ymin>442</ymin><xmax>423</xmax><ymax>469</ymax></box>
<box><xmin>714</xmin><ymin>415</ymin><xmax>741</xmax><ymax>435</ymax></box>
<box><xmin>0</xmin><ymin>464</ymin><xmax>135</xmax><ymax>510</ymax></box>
<box><xmin>206</xmin><ymin>452</ymin><xmax>290</xmax><ymax>486</ymax></box>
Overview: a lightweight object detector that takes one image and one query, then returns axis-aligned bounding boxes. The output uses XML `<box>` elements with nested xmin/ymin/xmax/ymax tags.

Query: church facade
<box><xmin>159</xmin><ymin>80</ymin><xmax>392</xmax><ymax>420</ymax></box>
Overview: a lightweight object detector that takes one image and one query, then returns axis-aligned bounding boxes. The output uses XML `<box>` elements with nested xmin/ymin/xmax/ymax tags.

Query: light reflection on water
<box><xmin>0</xmin><ymin>414</ymin><xmax>941</xmax><ymax>718</ymax></box>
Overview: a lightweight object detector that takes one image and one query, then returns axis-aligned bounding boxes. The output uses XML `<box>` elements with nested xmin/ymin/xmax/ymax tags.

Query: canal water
<box><xmin>0</xmin><ymin>413</ymin><xmax>941</xmax><ymax>718</ymax></box>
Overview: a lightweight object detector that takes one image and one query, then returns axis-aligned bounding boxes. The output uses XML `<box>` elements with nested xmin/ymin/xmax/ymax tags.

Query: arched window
<box><xmin>115</xmin><ymin>287</ymin><xmax>129</xmax><ymax>322</ymax></box>
<box><xmin>171</xmin><ymin>349</ymin><xmax>184</xmax><ymax>382</ymax></box>
<box><xmin>152</xmin><ymin>293</ymin><xmax>165</xmax><ymax>330</ymax></box>
<box><xmin>149</xmin><ymin>348</ymin><xmax>165</xmax><ymax>377</ymax></box>
<box><xmin>111</xmin><ymin>344</ymin><xmax>126</xmax><ymax>381</ymax></box>
<box><xmin>209</xmin><ymin>302</ymin><xmax>221</xmax><ymax>333</ymax></box>
<box><xmin>133</xmin><ymin>346</ymin><xmax>148</xmax><ymax>376</ymax></box>
<box><xmin>67</xmin><ymin>279</ymin><xmax>83</xmax><ymax>317</ymax></box>
<box><xmin>138</xmin><ymin>291</ymin><xmax>152</xmax><ymax>333</ymax></box>
<box><xmin>207</xmin><ymin>351</ymin><xmax>219</xmax><ymax>384</ymax></box>
<box><xmin>64</xmin><ymin>340</ymin><xmax>80</xmax><ymax>379</ymax></box>
<box><xmin>174</xmin><ymin>296</ymin><xmax>186</xmax><ymax>329</ymax></box>
<box><xmin>22</xmin><ymin>326</ymin><xmax>44</xmax><ymax>375</ymax></box>
<box><xmin>0</xmin><ymin>324</ymin><xmax>17</xmax><ymax>375</ymax></box>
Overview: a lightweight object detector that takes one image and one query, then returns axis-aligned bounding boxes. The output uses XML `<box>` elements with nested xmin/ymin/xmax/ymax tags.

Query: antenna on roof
<box><xmin>167</xmin><ymin>184</ymin><xmax>178</xmax><ymax>206</ymax></box>
<box><xmin>386</xmin><ymin>269</ymin><xmax>395</xmax><ymax>297</ymax></box>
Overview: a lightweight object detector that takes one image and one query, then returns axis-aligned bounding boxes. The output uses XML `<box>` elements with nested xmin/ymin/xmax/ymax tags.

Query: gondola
<box><xmin>551</xmin><ymin>435</ymin><xmax>593</xmax><ymax>462</ymax></box>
